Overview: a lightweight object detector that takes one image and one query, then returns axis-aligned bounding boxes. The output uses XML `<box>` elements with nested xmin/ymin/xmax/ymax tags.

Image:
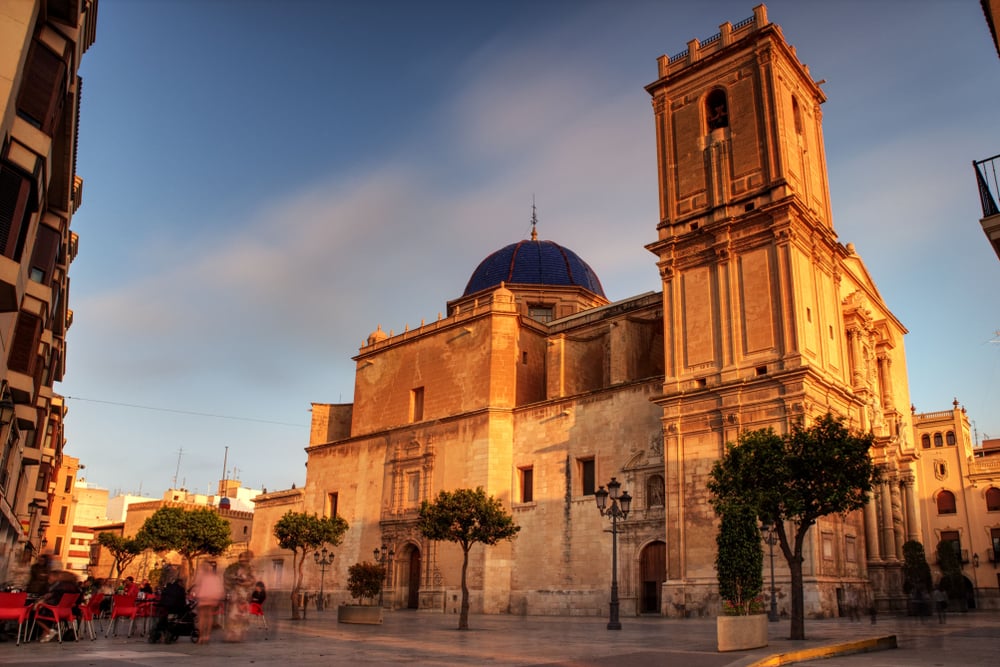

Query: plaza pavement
<box><xmin>1</xmin><ymin>606</ymin><xmax>997</xmax><ymax>666</ymax></box>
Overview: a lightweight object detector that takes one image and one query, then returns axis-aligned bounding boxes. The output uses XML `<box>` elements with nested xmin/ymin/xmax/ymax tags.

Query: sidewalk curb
<box><xmin>746</xmin><ymin>635</ymin><xmax>898</xmax><ymax>666</ymax></box>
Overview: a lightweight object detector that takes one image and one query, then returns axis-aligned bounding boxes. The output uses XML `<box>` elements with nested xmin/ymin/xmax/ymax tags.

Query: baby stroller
<box><xmin>148</xmin><ymin>599</ymin><xmax>198</xmax><ymax>644</ymax></box>
<box><xmin>148</xmin><ymin>580</ymin><xmax>199</xmax><ymax>644</ymax></box>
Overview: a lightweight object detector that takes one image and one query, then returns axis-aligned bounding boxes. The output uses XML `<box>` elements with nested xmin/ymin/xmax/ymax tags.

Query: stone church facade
<box><xmin>250</xmin><ymin>5</ymin><xmax>920</xmax><ymax>618</ymax></box>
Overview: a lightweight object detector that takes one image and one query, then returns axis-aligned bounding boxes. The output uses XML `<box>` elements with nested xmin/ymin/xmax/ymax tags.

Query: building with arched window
<box><xmin>913</xmin><ymin>401</ymin><xmax>1000</xmax><ymax>609</ymax></box>
<box><xmin>249</xmin><ymin>5</ymin><xmax>1000</xmax><ymax>617</ymax></box>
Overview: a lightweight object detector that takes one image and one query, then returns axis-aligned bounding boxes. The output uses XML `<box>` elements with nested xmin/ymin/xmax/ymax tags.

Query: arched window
<box><xmin>791</xmin><ymin>96</ymin><xmax>803</xmax><ymax>135</ymax></box>
<box><xmin>647</xmin><ymin>474</ymin><xmax>665</xmax><ymax>507</ymax></box>
<box><xmin>921</xmin><ymin>434</ymin><xmax>931</xmax><ymax>449</ymax></box>
<box><xmin>933</xmin><ymin>433</ymin><xmax>943</xmax><ymax>448</ymax></box>
<box><xmin>706</xmin><ymin>89</ymin><xmax>728</xmax><ymax>131</ymax></box>
<box><xmin>946</xmin><ymin>431</ymin><xmax>956</xmax><ymax>446</ymax></box>
<box><xmin>936</xmin><ymin>490</ymin><xmax>957</xmax><ymax>515</ymax></box>
<box><xmin>986</xmin><ymin>487</ymin><xmax>1000</xmax><ymax>512</ymax></box>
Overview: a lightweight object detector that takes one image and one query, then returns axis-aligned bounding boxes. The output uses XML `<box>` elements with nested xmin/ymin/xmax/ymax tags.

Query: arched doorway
<box><xmin>401</xmin><ymin>546</ymin><xmax>421</xmax><ymax>609</ymax></box>
<box><xmin>640</xmin><ymin>541</ymin><xmax>666</xmax><ymax>614</ymax></box>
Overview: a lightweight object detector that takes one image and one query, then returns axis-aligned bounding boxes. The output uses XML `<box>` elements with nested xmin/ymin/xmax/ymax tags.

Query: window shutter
<box><xmin>9</xmin><ymin>312</ymin><xmax>42</xmax><ymax>375</ymax></box>
<box><xmin>17</xmin><ymin>39</ymin><xmax>67</xmax><ymax>134</ymax></box>
<box><xmin>0</xmin><ymin>166</ymin><xmax>31</xmax><ymax>259</ymax></box>
<box><xmin>30</xmin><ymin>224</ymin><xmax>61</xmax><ymax>285</ymax></box>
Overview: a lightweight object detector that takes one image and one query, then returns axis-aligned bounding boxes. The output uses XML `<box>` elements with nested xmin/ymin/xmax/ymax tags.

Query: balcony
<box><xmin>973</xmin><ymin>154</ymin><xmax>1000</xmax><ymax>260</ymax></box>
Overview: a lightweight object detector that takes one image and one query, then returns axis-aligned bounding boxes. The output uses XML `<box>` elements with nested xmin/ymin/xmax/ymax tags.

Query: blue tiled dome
<box><xmin>463</xmin><ymin>239</ymin><xmax>605</xmax><ymax>297</ymax></box>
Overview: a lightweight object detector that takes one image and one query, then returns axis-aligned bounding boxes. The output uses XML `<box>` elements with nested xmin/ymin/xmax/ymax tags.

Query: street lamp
<box><xmin>373</xmin><ymin>544</ymin><xmax>394</xmax><ymax>608</ymax></box>
<box><xmin>26</xmin><ymin>500</ymin><xmax>43</xmax><ymax>551</ymax></box>
<box><xmin>595</xmin><ymin>476</ymin><xmax>631</xmax><ymax>630</ymax></box>
<box><xmin>761</xmin><ymin>523</ymin><xmax>779</xmax><ymax>622</ymax></box>
<box><xmin>313</xmin><ymin>547</ymin><xmax>334</xmax><ymax>611</ymax></box>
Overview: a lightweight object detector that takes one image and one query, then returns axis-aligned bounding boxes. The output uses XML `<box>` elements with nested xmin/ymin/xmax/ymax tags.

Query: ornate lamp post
<box><xmin>761</xmin><ymin>524</ymin><xmax>779</xmax><ymax>622</ymax></box>
<box><xmin>595</xmin><ymin>477</ymin><xmax>631</xmax><ymax>630</ymax></box>
<box><xmin>313</xmin><ymin>547</ymin><xmax>334</xmax><ymax>611</ymax></box>
<box><xmin>373</xmin><ymin>544</ymin><xmax>394</xmax><ymax>608</ymax></box>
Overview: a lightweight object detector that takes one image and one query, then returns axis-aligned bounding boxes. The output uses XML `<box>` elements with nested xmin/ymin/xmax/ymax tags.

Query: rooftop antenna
<box><xmin>172</xmin><ymin>448</ymin><xmax>183</xmax><ymax>488</ymax></box>
<box><xmin>530</xmin><ymin>195</ymin><xmax>538</xmax><ymax>241</ymax></box>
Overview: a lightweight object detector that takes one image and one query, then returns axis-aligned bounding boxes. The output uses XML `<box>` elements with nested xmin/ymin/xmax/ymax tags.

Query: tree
<box><xmin>935</xmin><ymin>539</ymin><xmax>965</xmax><ymax>609</ymax></box>
<box><xmin>902</xmin><ymin>540</ymin><xmax>932</xmax><ymax>595</ymax></box>
<box><xmin>707</xmin><ymin>413</ymin><xmax>879</xmax><ymax>640</ymax></box>
<box><xmin>902</xmin><ymin>540</ymin><xmax>932</xmax><ymax>616</ymax></box>
<box><xmin>346</xmin><ymin>562</ymin><xmax>385</xmax><ymax>606</ymax></box>
<box><xmin>712</xmin><ymin>504</ymin><xmax>763</xmax><ymax>615</ymax></box>
<box><xmin>136</xmin><ymin>506</ymin><xmax>233</xmax><ymax>582</ymax></box>
<box><xmin>418</xmin><ymin>487</ymin><xmax>520</xmax><ymax>630</ymax></box>
<box><xmin>96</xmin><ymin>532</ymin><xmax>146</xmax><ymax>578</ymax></box>
<box><xmin>273</xmin><ymin>511</ymin><xmax>349</xmax><ymax>620</ymax></box>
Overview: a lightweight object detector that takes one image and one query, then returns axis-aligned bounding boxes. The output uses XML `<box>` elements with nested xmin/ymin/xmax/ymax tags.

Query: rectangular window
<box><xmin>0</xmin><ymin>165</ymin><xmax>32</xmax><ymax>259</ymax></box>
<box><xmin>327</xmin><ymin>492</ymin><xmax>338</xmax><ymax>518</ymax></box>
<box><xmin>940</xmin><ymin>530</ymin><xmax>962</xmax><ymax>562</ymax></box>
<box><xmin>64</xmin><ymin>475</ymin><xmax>72</xmax><ymax>493</ymax></box>
<box><xmin>410</xmin><ymin>387</ymin><xmax>424</xmax><ymax>422</ymax></box>
<box><xmin>520</xmin><ymin>467</ymin><xmax>533</xmax><ymax>503</ymax></box>
<box><xmin>53</xmin><ymin>536</ymin><xmax>62</xmax><ymax>555</ymax></box>
<box><xmin>29</xmin><ymin>223</ymin><xmax>60</xmax><ymax>286</ymax></box>
<box><xmin>407</xmin><ymin>471</ymin><xmax>420</xmax><ymax>504</ymax></box>
<box><xmin>9</xmin><ymin>312</ymin><xmax>41</xmax><ymax>375</ymax></box>
<box><xmin>579</xmin><ymin>458</ymin><xmax>595</xmax><ymax>496</ymax></box>
<box><xmin>822</xmin><ymin>532</ymin><xmax>834</xmax><ymax>561</ymax></box>
<box><xmin>16</xmin><ymin>38</ymin><xmax>66</xmax><ymax>134</ymax></box>
<box><xmin>528</xmin><ymin>304</ymin><xmax>554</xmax><ymax>323</ymax></box>
<box><xmin>58</xmin><ymin>506</ymin><xmax>67</xmax><ymax>524</ymax></box>
<box><xmin>271</xmin><ymin>559</ymin><xmax>284</xmax><ymax>588</ymax></box>
<box><xmin>845</xmin><ymin>535</ymin><xmax>856</xmax><ymax>563</ymax></box>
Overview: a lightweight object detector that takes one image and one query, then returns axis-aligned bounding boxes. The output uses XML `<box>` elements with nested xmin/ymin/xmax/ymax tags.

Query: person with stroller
<box><xmin>149</xmin><ymin>569</ymin><xmax>189</xmax><ymax>643</ymax></box>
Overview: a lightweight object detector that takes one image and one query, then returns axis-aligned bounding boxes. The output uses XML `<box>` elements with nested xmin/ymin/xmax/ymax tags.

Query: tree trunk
<box><xmin>788</xmin><ymin>524</ymin><xmax>812</xmax><ymax>641</ymax></box>
<box><xmin>459</xmin><ymin>546</ymin><xmax>470</xmax><ymax>630</ymax></box>
<box><xmin>775</xmin><ymin>520</ymin><xmax>808</xmax><ymax>641</ymax></box>
<box><xmin>291</xmin><ymin>550</ymin><xmax>304</xmax><ymax>620</ymax></box>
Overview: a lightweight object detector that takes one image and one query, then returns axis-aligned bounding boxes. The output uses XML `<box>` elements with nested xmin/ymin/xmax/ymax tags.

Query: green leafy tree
<box><xmin>136</xmin><ymin>506</ymin><xmax>232</xmax><ymax>583</ymax></box>
<box><xmin>902</xmin><ymin>540</ymin><xmax>932</xmax><ymax>595</ymax></box>
<box><xmin>418</xmin><ymin>487</ymin><xmax>520</xmax><ymax>630</ymax></box>
<box><xmin>346</xmin><ymin>562</ymin><xmax>385</xmax><ymax>606</ymax></box>
<box><xmin>273</xmin><ymin>511</ymin><xmax>349</xmax><ymax>620</ymax></box>
<box><xmin>707</xmin><ymin>413</ymin><xmax>879</xmax><ymax>640</ymax></box>
<box><xmin>96</xmin><ymin>532</ymin><xmax>146</xmax><ymax>578</ymax></box>
<box><xmin>712</xmin><ymin>504</ymin><xmax>763</xmax><ymax>615</ymax></box>
<box><xmin>935</xmin><ymin>539</ymin><xmax>965</xmax><ymax>609</ymax></box>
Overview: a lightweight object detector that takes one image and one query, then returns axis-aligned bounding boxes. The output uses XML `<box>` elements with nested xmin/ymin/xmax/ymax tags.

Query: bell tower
<box><xmin>644</xmin><ymin>5</ymin><xmax>886</xmax><ymax>616</ymax></box>
<box><xmin>645</xmin><ymin>4</ymin><xmax>850</xmax><ymax>404</ymax></box>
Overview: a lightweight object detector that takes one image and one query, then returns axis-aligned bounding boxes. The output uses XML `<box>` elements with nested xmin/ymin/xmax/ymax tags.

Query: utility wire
<box><xmin>64</xmin><ymin>395</ymin><xmax>306</xmax><ymax>427</ymax></box>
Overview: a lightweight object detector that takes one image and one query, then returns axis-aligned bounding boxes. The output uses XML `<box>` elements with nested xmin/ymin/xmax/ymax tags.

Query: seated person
<box><xmin>122</xmin><ymin>576</ymin><xmax>139</xmax><ymax>597</ymax></box>
<box><xmin>32</xmin><ymin>571</ymin><xmax>81</xmax><ymax>643</ymax></box>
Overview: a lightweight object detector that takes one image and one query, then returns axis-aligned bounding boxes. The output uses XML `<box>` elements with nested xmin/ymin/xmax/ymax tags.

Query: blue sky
<box><xmin>63</xmin><ymin>0</ymin><xmax>1000</xmax><ymax>497</ymax></box>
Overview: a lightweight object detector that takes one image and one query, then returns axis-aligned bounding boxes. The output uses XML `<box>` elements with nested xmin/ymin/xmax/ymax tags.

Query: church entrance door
<box><xmin>406</xmin><ymin>549</ymin><xmax>421</xmax><ymax>609</ymax></box>
<box><xmin>640</xmin><ymin>541</ymin><xmax>666</xmax><ymax>614</ymax></box>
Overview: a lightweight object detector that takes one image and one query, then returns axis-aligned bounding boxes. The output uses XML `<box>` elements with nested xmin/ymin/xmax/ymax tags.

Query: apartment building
<box><xmin>0</xmin><ymin>0</ymin><xmax>97</xmax><ymax>585</ymax></box>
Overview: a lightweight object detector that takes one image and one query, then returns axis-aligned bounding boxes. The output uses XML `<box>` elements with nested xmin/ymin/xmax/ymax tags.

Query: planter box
<box><xmin>337</xmin><ymin>605</ymin><xmax>384</xmax><ymax>625</ymax></box>
<box><xmin>716</xmin><ymin>613</ymin><xmax>768</xmax><ymax>652</ymax></box>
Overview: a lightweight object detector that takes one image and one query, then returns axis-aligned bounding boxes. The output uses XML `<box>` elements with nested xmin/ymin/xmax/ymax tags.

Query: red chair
<box><xmin>0</xmin><ymin>592</ymin><xmax>31</xmax><ymax>646</ymax></box>
<box><xmin>135</xmin><ymin>597</ymin><xmax>157</xmax><ymax>636</ymax></box>
<box><xmin>30</xmin><ymin>592</ymin><xmax>80</xmax><ymax>643</ymax></box>
<box><xmin>78</xmin><ymin>593</ymin><xmax>105</xmax><ymax>640</ymax></box>
<box><xmin>105</xmin><ymin>593</ymin><xmax>139</xmax><ymax>638</ymax></box>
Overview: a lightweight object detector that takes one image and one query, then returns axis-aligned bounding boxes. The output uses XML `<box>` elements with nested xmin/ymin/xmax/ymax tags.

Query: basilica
<box><xmin>250</xmin><ymin>5</ymin><xmax>925</xmax><ymax>618</ymax></box>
